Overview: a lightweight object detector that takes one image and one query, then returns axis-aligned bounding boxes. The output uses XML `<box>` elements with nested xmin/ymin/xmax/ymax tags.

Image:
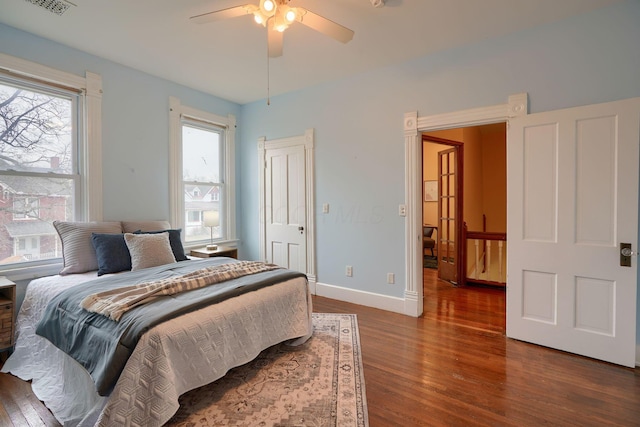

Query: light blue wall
<box><xmin>0</xmin><ymin>23</ymin><xmax>241</xmax><ymax>223</ymax></box>
<box><xmin>238</xmin><ymin>0</ymin><xmax>640</xmax><ymax>334</ymax></box>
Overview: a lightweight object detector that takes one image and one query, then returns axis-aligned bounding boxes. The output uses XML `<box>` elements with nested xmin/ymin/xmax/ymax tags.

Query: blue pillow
<box><xmin>91</xmin><ymin>233</ymin><xmax>132</xmax><ymax>276</ymax></box>
<box><xmin>133</xmin><ymin>229</ymin><xmax>188</xmax><ymax>262</ymax></box>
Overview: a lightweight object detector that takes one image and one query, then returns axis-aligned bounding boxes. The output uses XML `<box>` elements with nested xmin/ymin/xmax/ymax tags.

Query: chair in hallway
<box><xmin>423</xmin><ymin>226</ymin><xmax>435</xmax><ymax>256</ymax></box>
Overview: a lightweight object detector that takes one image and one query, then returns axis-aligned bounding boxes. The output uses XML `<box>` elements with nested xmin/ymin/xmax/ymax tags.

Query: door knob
<box><xmin>620</xmin><ymin>243</ymin><xmax>634</xmax><ymax>267</ymax></box>
<box><xmin>298</xmin><ymin>226</ymin><xmax>304</xmax><ymax>234</ymax></box>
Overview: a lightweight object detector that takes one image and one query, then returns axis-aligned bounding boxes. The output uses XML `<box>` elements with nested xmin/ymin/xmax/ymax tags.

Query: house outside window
<box><xmin>15</xmin><ymin>236</ymin><xmax>39</xmax><ymax>260</ymax></box>
<box><xmin>186</xmin><ymin>209</ymin><xmax>202</xmax><ymax>225</ymax></box>
<box><xmin>0</xmin><ymin>55</ymin><xmax>102</xmax><ymax>271</ymax></box>
<box><xmin>169</xmin><ymin>97</ymin><xmax>236</xmax><ymax>249</ymax></box>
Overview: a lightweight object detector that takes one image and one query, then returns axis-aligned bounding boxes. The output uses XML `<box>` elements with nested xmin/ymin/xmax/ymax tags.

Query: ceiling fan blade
<box><xmin>190</xmin><ymin>5</ymin><xmax>254</xmax><ymax>24</ymax></box>
<box><xmin>268</xmin><ymin>27</ymin><xmax>283</xmax><ymax>58</ymax></box>
<box><xmin>297</xmin><ymin>9</ymin><xmax>354</xmax><ymax>44</ymax></box>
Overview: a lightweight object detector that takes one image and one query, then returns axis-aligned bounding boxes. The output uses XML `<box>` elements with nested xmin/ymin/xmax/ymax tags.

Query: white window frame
<box><xmin>169</xmin><ymin>97</ymin><xmax>236</xmax><ymax>249</ymax></box>
<box><xmin>0</xmin><ymin>53</ymin><xmax>102</xmax><ymax>280</ymax></box>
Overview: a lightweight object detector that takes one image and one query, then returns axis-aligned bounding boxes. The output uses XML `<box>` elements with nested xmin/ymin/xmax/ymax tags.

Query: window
<box><xmin>0</xmin><ymin>53</ymin><xmax>102</xmax><ymax>271</ymax></box>
<box><xmin>0</xmin><ymin>76</ymin><xmax>77</xmax><ymax>264</ymax></box>
<box><xmin>182</xmin><ymin>122</ymin><xmax>224</xmax><ymax>243</ymax></box>
<box><xmin>169</xmin><ymin>97</ymin><xmax>236</xmax><ymax>249</ymax></box>
<box><xmin>12</xmin><ymin>197</ymin><xmax>41</xmax><ymax>220</ymax></box>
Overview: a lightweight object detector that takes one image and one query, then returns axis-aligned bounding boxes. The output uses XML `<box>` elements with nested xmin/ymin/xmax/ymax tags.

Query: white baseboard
<box><xmin>314</xmin><ymin>282</ymin><xmax>405</xmax><ymax>315</ymax></box>
<box><xmin>636</xmin><ymin>344</ymin><xmax>640</xmax><ymax>367</ymax></box>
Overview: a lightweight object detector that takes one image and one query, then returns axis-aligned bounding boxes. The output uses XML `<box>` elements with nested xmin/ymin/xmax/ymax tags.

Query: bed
<box><xmin>0</xmin><ymin>221</ymin><xmax>312</xmax><ymax>426</ymax></box>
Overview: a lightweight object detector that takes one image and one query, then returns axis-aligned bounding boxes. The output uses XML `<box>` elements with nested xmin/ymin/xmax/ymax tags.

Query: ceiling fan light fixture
<box><xmin>253</xmin><ymin>11</ymin><xmax>267</xmax><ymax>25</ymax></box>
<box><xmin>284</xmin><ymin>7</ymin><xmax>298</xmax><ymax>23</ymax></box>
<box><xmin>260</xmin><ymin>0</ymin><xmax>276</xmax><ymax>16</ymax></box>
<box><xmin>242</xmin><ymin>4</ymin><xmax>266</xmax><ymax>25</ymax></box>
<box><xmin>191</xmin><ymin>0</ymin><xmax>355</xmax><ymax>65</ymax></box>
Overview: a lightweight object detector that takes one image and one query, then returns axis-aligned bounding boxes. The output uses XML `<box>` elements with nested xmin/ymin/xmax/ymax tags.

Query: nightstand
<box><xmin>0</xmin><ymin>276</ymin><xmax>16</xmax><ymax>359</ymax></box>
<box><xmin>190</xmin><ymin>246</ymin><xmax>238</xmax><ymax>259</ymax></box>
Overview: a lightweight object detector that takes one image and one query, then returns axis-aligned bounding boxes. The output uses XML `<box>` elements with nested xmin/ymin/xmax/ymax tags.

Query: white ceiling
<box><xmin>0</xmin><ymin>0</ymin><xmax>622</xmax><ymax>104</ymax></box>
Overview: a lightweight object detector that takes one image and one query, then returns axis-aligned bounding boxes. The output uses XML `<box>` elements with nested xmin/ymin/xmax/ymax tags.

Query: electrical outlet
<box><xmin>346</xmin><ymin>265</ymin><xmax>353</xmax><ymax>277</ymax></box>
<box><xmin>399</xmin><ymin>204</ymin><xmax>406</xmax><ymax>217</ymax></box>
<box><xmin>387</xmin><ymin>273</ymin><xmax>395</xmax><ymax>284</ymax></box>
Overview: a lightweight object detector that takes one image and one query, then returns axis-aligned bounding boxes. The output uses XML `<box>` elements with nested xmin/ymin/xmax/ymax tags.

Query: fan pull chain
<box><xmin>266</xmin><ymin>46</ymin><xmax>271</xmax><ymax>106</ymax></box>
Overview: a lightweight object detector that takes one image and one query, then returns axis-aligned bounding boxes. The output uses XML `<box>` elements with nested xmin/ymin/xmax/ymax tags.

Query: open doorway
<box><xmin>422</xmin><ymin>123</ymin><xmax>507</xmax><ymax>327</ymax></box>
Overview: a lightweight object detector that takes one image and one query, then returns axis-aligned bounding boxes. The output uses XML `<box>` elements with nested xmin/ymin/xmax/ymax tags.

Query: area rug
<box><xmin>167</xmin><ymin>313</ymin><xmax>368</xmax><ymax>427</ymax></box>
<box><xmin>424</xmin><ymin>255</ymin><xmax>438</xmax><ymax>269</ymax></box>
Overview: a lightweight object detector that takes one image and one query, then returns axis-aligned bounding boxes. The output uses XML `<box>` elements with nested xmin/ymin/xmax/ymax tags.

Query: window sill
<box><xmin>184</xmin><ymin>239</ymin><xmax>239</xmax><ymax>252</ymax></box>
<box><xmin>0</xmin><ymin>262</ymin><xmax>63</xmax><ymax>282</ymax></box>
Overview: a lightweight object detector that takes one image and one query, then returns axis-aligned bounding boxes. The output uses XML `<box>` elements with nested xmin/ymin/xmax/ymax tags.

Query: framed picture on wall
<box><xmin>424</xmin><ymin>180</ymin><xmax>437</xmax><ymax>202</ymax></box>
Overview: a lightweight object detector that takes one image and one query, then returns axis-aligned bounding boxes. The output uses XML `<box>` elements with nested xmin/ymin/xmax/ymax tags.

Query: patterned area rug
<box><xmin>167</xmin><ymin>313</ymin><xmax>368</xmax><ymax>427</ymax></box>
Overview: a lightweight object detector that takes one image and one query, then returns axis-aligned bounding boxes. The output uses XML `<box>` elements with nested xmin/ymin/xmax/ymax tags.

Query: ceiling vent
<box><xmin>23</xmin><ymin>0</ymin><xmax>76</xmax><ymax>15</ymax></box>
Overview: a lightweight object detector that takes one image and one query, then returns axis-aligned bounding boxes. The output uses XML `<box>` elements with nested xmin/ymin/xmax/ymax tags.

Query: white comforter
<box><xmin>1</xmin><ymin>270</ymin><xmax>312</xmax><ymax>426</ymax></box>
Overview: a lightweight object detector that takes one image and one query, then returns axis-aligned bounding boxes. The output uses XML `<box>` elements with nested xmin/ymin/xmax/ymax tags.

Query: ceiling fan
<box><xmin>190</xmin><ymin>0</ymin><xmax>355</xmax><ymax>58</ymax></box>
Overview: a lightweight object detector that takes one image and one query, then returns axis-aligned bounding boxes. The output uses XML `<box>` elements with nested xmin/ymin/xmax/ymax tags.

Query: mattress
<box><xmin>1</xmin><ymin>268</ymin><xmax>312</xmax><ymax>426</ymax></box>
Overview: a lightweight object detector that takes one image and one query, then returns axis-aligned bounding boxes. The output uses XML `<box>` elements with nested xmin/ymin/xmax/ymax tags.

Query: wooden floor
<box><xmin>1</xmin><ymin>269</ymin><xmax>639</xmax><ymax>426</ymax></box>
<box><xmin>314</xmin><ymin>269</ymin><xmax>640</xmax><ymax>426</ymax></box>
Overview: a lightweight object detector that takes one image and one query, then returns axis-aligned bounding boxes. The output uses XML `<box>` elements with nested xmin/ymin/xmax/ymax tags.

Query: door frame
<box><xmin>403</xmin><ymin>93</ymin><xmax>528</xmax><ymax>317</ymax></box>
<box><xmin>258</xmin><ymin>128</ymin><xmax>317</xmax><ymax>289</ymax></box>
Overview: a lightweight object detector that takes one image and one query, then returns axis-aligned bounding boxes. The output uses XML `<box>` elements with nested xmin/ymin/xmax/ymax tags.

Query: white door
<box><xmin>265</xmin><ymin>144</ymin><xmax>307</xmax><ymax>272</ymax></box>
<box><xmin>507</xmin><ymin>97</ymin><xmax>640</xmax><ymax>367</ymax></box>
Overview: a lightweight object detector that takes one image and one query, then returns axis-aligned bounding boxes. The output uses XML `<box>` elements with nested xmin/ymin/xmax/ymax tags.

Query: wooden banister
<box><xmin>463</xmin><ymin>224</ymin><xmax>507</xmax><ymax>287</ymax></box>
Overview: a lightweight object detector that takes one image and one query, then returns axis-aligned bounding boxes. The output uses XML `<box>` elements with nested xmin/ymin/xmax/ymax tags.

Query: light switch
<box><xmin>322</xmin><ymin>203</ymin><xmax>330</xmax><ymax>213</ymax></box>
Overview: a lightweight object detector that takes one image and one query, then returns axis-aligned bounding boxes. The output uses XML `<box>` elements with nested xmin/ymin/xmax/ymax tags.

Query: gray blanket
<box><xmin>35</xmin><ymin>257</ymin><xmax>306</xmax><ymax>396</ymax></box>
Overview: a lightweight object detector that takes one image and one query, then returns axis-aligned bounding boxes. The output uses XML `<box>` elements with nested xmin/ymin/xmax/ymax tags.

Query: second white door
<box><xmin>265</xmin><ymin>144</ymin><xmax>307</xmax><ymax>273</ymax></box>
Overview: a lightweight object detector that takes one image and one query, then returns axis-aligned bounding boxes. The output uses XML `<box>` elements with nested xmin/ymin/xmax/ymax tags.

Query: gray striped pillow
<box><xmin>121</xmin><ymin>220</ymin><xmax>171</xmax><ymax>233</ymax></box>
<box><xmin>54</xmin><ymin>221</ymin><xmax>123</xmax><ymax>275</ymax></box>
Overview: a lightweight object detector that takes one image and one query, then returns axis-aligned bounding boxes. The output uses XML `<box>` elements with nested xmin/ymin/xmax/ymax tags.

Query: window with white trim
<box><xmin>0</xmin><ymin>54</ymin><xmax>102</xmax><ymax>272</ymax></box>
<box><xmin>169</xmin><ymin>97</ymin><xmax>236</xmax><ymax>249</ymax></box>
<box><xmin>182</xmin><ymin>120</ymin><xmax>225</xmax><ymax>243</ymax></box>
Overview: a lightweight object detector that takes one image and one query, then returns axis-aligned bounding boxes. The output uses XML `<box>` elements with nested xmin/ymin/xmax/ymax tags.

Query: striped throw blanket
<box><xmin>80</xmin><ymin>261</ymin><xmax>281</xmax><ymax>321</ymax></box>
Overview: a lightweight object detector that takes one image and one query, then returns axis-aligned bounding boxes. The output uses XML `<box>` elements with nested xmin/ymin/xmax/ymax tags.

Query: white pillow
<box><xmin>54</xmin><ymin>221</ymin><xmax>123</xmax><ymax>275</ymax></box>
<box><xmin>124</xmin><ymin>232</ymin><xmax>176</xmax><ymax>271</ymax></box>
